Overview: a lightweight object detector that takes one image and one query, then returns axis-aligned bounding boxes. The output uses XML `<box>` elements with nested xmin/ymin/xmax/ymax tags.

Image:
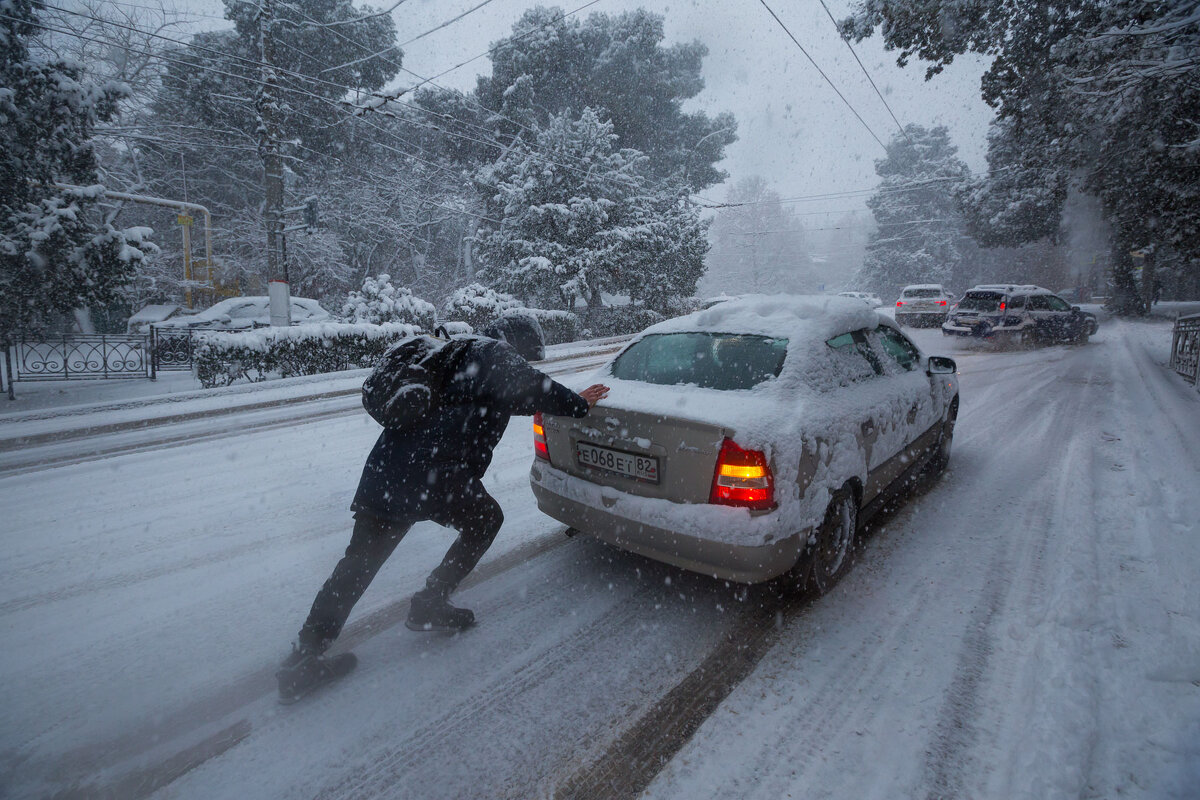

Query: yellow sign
<box><xmin>177</xmin><ymin>214</ymin><xmax>194</xmax><ymax>226</ymax></box>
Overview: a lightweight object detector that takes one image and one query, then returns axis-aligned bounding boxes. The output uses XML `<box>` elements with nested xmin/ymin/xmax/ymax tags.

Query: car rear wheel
<box><xmin>799</xmin><ymin>486</ymin><xmax>858</xmax><ymax>596</ymax></box>
<box><xmin>923</xmin><ymin>399</ymin><xmax>958</xmax><ymax>478</ymax></box>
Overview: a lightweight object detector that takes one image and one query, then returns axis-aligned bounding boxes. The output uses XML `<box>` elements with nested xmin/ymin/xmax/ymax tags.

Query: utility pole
<box><xmin>256</xmin><ymin>0</ymin><xmax>290</xmax><ymax>325</ymax></box>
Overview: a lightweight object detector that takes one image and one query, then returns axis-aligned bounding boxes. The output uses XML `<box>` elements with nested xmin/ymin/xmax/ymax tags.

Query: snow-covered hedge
<box><xmin>441</xmin><ymin>283</ymin><xmax>580</xmax><ymax>345</ymax></box>
<box><xmin>581</xmin><ymin>307</ymin><xmax>665</xmax><ymax>339</ymax></box>
<box><xmin>194</xmin><ymin>322</ymin><xmax>419</xmax><ymax>388</ymax></box>
<box><xmin>514</xmin><ymin>308</ymin><xmax>579</xmax><ymax>345</ymax></box>
<box><xmin>442</xmin><ymin>283</ymin><xmax>525</xmax><ymax>329</ymax></box>
<box><xmin>343</xmin><ymin>274</ymin><xmax>437</xmax><ymax>329</ymax></box>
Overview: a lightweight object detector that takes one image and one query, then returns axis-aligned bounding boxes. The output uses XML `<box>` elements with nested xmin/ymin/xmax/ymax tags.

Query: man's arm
<box><xmin>482</xmin><ymin>342</ymin><xmax>607</xmax><ymax>418</ymax></box>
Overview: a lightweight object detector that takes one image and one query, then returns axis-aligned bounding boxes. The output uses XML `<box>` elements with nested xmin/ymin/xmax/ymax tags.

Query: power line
<box><xmin>814</xmin><ymin>0</ymin><xmax>911</xmax><ymax>143</ymax></box>
<box><xmin>755</xmin><ymin>0</ymin><xmax>888</xmax><ymax>151</ymax></box>
<box><xmin>373</xmin><ymin>0</ymin><xmax>603</xmax><ymax>103</ymax></box>
<box><xmin>321</xmin><ymin>0</ymin><xmax>504</xmax><ymax>75</ymax></box>
<box><xmin>696</xmin><ymin>175</ymin><xmax>972</xmax><ymax>209</ymax></box>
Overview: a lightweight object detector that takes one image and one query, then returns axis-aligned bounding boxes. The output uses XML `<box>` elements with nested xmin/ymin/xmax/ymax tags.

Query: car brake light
<box><xmin>533</xmin><ymin>412</ymin><xmax>549</xmax><ymax>461</ymax></box>
<box><xmin>710</xmin><ymin>438</ymin><xmax>774</xmax><ymax>510</ymax></box>
<box><xmin>999</xmin><ymin>301</ymin><xmax>1006</xmax><ymax>311</ymax></box>
<box><xmin>896</xmin><ymin>300</ymin><xmax>904</xmax><ymax>306</ymax></box>
<box><xmin>938</xmin><ymin>300</ymin><xmax>947</xmax><ymax>306</ymax></box>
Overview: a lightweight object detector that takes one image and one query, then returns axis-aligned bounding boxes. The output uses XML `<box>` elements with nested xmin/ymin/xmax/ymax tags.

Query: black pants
<box><xmin>298</xmin><ymin>478</ymin><xmax>503</xmax><ymax>652</ymax></box>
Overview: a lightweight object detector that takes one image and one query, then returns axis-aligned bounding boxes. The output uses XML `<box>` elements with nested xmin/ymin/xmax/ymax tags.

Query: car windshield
<box><xmin>610</xmin><ymin>333</ymin><xmax>788</xmax><ymax>390</ymax></box>
<box><xmin>958</xmin><ymin>292</ymin><xmax>1004</xmax><ymax>311</ymax></box>
<box><xmin>903</xmin><ymin>288</ymin><xmax>942</xmax><ymax>298</ymax></box>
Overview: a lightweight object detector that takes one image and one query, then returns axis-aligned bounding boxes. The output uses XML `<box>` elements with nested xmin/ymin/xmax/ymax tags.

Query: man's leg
<box><xmin>297</xmin><ymin>513</ymin><xmax>412</xmax><ymax>653</ymax></box>
<box><xmin>407</xmin><ymin>479</ymin><xmax>503</xmax><ymax>631</ymax></box>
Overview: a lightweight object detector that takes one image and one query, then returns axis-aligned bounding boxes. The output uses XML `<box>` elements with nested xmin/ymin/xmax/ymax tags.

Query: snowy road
<box><xmin>1</xmin><ymin>321</ymin><xmax>1197</xmax><ymax>799</ymax></box>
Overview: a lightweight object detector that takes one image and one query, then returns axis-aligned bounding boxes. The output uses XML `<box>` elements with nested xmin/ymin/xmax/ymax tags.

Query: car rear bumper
<box><xmin>530</xmin><ymin>464</ymin><xmax>805</xmax><ymax>584</ymax></box>
<box><xmin>941</xmin><ymin>322</ymin><xmax>983</xmax><ymax>336</ymax></box>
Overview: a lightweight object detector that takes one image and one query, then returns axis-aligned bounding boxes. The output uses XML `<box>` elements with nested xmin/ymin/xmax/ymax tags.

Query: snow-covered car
<box><xmin>151</xmin><ymin>296</ymin><xmax>333</xmax><ymax>330</ymax></box>
<box><xmin>529</xmin><ymin>295</ymin><xmax>959</xmax><ymax>594</ymax></box>
<box><xmin>942</xmin><ymin>285</ymin><xmax>1094</xmax><ymax>345</ymax></box>
<box><xmin>837</xmin><ymin>291</ymin><xmax>883</xmax><ymax>308</ymax></box>
<box><xmin>894</xmin><ymin>284</ymin><xmax>955</xmax><ymax>327</ymax></box>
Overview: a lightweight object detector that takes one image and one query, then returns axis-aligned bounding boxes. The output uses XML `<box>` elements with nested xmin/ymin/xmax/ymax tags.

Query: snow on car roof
<box><xmin>586</xmin><ymin>295</ymin><xmax>897</xmax><ymax>448</ymax></box>
<box><xmin>970</xmin><ymin>284</ymin><xmax>1044</xmax><ymax>294</ymax></box>
<box><xmin>641</xmin><ymin>294</ymin><xmax>880</xmax><ymax>344</ymax></box>
<box><xmin>901</xmin><ymin>284</ymin><xmax>945</xmax><ymax>290</ymax></box>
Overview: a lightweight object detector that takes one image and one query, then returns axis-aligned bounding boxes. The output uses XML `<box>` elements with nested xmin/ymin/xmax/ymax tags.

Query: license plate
<box><xmin>576</xmin><ymin>442</ymin><xmax>659</xmax><ymax>483</ymax></box>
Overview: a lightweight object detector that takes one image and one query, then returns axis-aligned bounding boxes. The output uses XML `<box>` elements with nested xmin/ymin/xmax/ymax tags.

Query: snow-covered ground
<box><xmin>0</xmin><ymin>320</ymin><xmax>1197</xmax><ymax>799</ymax></box>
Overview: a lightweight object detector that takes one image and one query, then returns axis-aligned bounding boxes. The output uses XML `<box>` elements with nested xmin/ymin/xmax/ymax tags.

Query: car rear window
<box><xmin>903</xmin><ymin>288</ymin><xmax>941</xmax><ymax>298</ymax></box>
<box><xmin>610</xmin><ymin>333</ymin><xmax>788</xmax><ymax>390</ymax></box>
<box><xmin>958</xmin><ymin>291</ymin><xmax>1003</xmax><ymax>311</ymax></box>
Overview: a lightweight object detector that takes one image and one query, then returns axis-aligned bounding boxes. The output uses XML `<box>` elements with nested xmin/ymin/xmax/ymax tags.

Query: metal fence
<box><xmin>1169</xmin><ymin>313</ymin><xmax>1200</xmax><ymax>387</ymax></box>
<box><xmin>149</xmin><ymin>327</ymin><xmax>201</xmax><ymax>372</ymax></box>
<box><xmin>9</xmin><ymin>335</ymin><xmax>154</xmax><ymax>382</ymax></box>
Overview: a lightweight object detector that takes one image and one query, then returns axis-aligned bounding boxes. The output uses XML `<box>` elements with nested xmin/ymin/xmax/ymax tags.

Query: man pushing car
<box><xmin>278</xmin><ymin>315</ymin><xmax>609</xmax><ymax>703</ymax></box>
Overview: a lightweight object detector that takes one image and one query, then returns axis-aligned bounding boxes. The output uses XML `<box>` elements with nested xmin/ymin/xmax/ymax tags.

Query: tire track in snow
<box><xmin>551</xmin><ymin>597</ymin><xmax>790</xmax><ymax>800</ymax></box>
<box><xmin>921</xmin><ymin>343</ymin><xmax>1097</xmax><ymax>799</ymax></box>
<box><xmin>323</xmin><ymin>585</ymin><xmax>657</xmax><ymax>800</ymax></box>
<box><xmin>16</xmin><ymin>533</ymin><xmax>571</xmax><ymax>799</ymax></box>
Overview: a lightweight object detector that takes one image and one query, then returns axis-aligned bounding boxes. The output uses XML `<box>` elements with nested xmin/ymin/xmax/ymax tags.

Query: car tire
<box><xmin>923</xmin><ymin>398</ymin><xmax>958</xmax><ymax>478</ymax></box>
<box><xmin>1075</xmin><ymin>328</ymin><xmax>1090</xmax><ymax>345</ymax></box>
<box><xmin>797</xmin><ymin>486</ymin><xmax>858</xmax><ymax>596</ymax></box>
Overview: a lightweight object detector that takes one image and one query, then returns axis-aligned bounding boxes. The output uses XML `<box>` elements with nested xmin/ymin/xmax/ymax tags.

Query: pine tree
<box><xmin>857</xmin><ymin>126</ymin><xmax>973</xmax><ymax>298</ymax></box>
<box><xmin>342</xmin><ymin>273</ymin><xmax>436</xmax><ymax>329</ymax></box>
<box><xmin>475</xmin><ymin>108</ymin><xmax>708</xmax><ymax>313</ymax></box>
<box><xmin>0</xmin><ymin>0</ymin><xmax>152</xmax><ymax>343</ymax></box>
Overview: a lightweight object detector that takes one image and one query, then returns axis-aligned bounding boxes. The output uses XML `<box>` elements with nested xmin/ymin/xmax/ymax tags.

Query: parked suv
<box><xmin>942</xmin><ymin>285</ymin><xmax>1094</xmax><ymax>345</ymax></box>
<box><xmin>895</xmin><ymin>285</ymin><xmax>954</xmax><ymax>327</ymax></box>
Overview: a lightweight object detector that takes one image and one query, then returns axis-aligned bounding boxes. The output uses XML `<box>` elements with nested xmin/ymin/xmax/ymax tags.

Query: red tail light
<box><xmin>533</xmin><ymin>412</ymin><xmax>549</xmax><ymax>461</ymax></box>
<box><xmin>710</xmin><ymin>438</ymin><xmax>774</xmax><ymax>510</ymax></box>
<box><xmin>896</xmin><ymin>300</ymin><xmax>904</xmax><ymax>307</ymax></box>
<box><xmin>999</xmin><ymin>301</ymin><xmax>1006</xmax><ymax>311</ymax></box>
<box><xmin>938</xmin><ymin>300</ymin><xmax>947</xmax><ymax>306</ymax></box>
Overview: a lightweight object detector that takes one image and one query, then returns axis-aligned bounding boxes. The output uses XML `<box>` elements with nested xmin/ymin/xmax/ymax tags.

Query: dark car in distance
<box><xmin>942</xmin><ymin>285</ymin><xmax>1095</xmax><ymax>346</ymax></box>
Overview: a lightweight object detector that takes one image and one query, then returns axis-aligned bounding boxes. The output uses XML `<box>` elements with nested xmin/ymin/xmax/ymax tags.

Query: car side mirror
<box><xmin>927</xmin><ymin>356</ymin><xmax>957</xmax><ymax>375</ymax></box>
<box><xmin>1071</xmin><ymin>305</ymin><xmax>1081</xmax><ymax>313</ymax></box>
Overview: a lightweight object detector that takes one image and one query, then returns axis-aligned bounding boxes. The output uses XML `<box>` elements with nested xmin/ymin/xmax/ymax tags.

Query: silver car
<box><xmin>530</xmin><ymin>295</ymin><xmax>959</xmax><ymax>595</ymax></box>
<box><xmin>895</xmin><ymin>284</ymin><xmax>954</xmax><ymax>327</ymax></box>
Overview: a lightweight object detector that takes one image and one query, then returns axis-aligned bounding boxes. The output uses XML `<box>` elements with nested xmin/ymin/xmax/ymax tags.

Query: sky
<box><xmin>183</xmin><ymin>0</ymin><xmax>998</xmax><ymax>232</ymax></box>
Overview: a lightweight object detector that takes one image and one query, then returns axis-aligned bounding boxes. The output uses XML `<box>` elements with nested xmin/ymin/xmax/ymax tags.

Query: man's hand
<box><xmin>579</xmin><ymin>384</ymin><xmax>610</xmax><ymax>410</ymax></box>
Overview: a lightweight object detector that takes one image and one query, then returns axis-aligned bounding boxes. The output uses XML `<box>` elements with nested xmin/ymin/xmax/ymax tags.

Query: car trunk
<box><xmin>541</xmin><ymin>404</ymin><xmax>728</xmax><ymax>504</ymax></box>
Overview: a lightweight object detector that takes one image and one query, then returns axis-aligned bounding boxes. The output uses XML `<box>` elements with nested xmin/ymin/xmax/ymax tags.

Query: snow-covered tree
<box><xmin>441</xmin><ymin>283</ymin><xmax>525</xmax><ymax>329</ymax></box>
<box><xmin>342</xmin><ymin>273</ymin><xmax>436</xmax><ymax>329</ymax></box>
<box><xmin>706</xmin><ymin>176</ymin><xmax>813</xmax><ymax>296</ymax></box>
<box><xmin>842</xmin><ymin>0</ymin><xmax>1200</xmax><ymax>313</ymax></box>
<box><xmin>476</xmin><ymin>108</ymin><xmax>708</xmax><ymax>312</ymax></box>
<box><xmin>857</xmin><ymin>125</ymin><xmax>974</xmax><ymax>297</ymax></box>
<box><xmin>0</xmin><ymin>0</ymin><xmax>153</xmax><ymax>342</ymax></box>
<box><xmin>477</xmin><ymin>7</ymin><xmax>737</xmax><ymax>191</ymax></box>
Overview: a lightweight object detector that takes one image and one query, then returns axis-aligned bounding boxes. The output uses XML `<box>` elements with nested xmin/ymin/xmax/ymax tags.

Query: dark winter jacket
<box><xmin>351</xmin><ymin>337</ymin><xmax>588</xmax><ymax>519</ymax></box>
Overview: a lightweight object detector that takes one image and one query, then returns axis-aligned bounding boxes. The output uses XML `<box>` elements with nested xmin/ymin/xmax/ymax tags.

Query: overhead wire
<box><xmin>58</xmin><ymin>0</ymin><xmax>641</xmax><ymax>189</ymax></box>
<box><xmin>755</xmin><ymin>0</ymin><xmax>888</xmax><ymax>151</ymax></box>
<box><xmin>814</xmin><ymin>0</ymin><xmax>911</xmax><ymax>143</ymax></box>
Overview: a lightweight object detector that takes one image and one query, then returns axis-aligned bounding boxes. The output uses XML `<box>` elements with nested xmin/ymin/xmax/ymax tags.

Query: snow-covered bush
<box><xmin>441</xmin><ymin>283</ymin><xmax>525</xmax><ymax>329</ymax></box>
<box><xmin>581</xmin><ymin>307</ymin><xmax>664</xmax><ymax>339</ymax></box>
<box><xmin>194</xmin><ymin>322</ymin><xmax>418</xmax><ymax>388</ymax></box>
<box><xmin>517</xmin><ymin>308</ymin><xmax>579</xmax><ymax>346</ymax></box>
<box><xmin>342</xmin><ymin>274</ymin><xmax>436</xmax><ymax>330</ymax></box>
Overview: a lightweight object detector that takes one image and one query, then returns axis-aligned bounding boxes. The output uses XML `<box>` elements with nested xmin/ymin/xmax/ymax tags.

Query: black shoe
<box><xmin>276</xmin><ymin>645</ymin><xmax>358</xmax><ymax>705</ymax></box>
<box><xmin>406</xmin><ymin>593</ymin><xmax>475</xmax><ymax>632</ymax></box>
